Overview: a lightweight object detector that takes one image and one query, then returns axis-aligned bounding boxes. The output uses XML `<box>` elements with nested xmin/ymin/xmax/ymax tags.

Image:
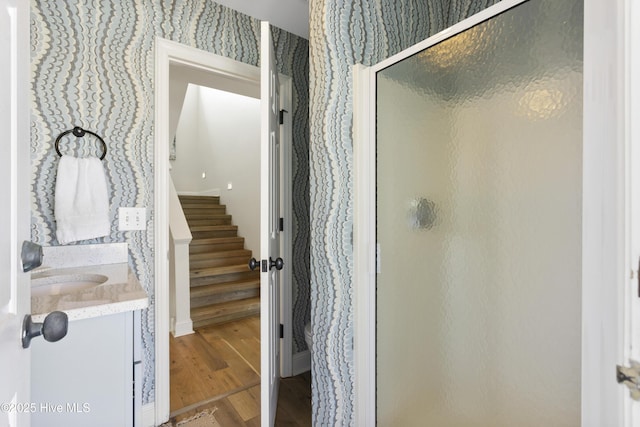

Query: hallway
<box><xmin>168</xmin><ymin>317</ymin><xmax>312</xmax><ymax>425</ymax></box>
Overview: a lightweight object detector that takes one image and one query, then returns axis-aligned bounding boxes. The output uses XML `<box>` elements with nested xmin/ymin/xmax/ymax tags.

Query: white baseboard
<box><xmin>172</xmin><ymin>319</ymin><xmax>194</xmax><ymax>337</ymax></box>
<box><xmin>292</xmin><ymin>350</ymin><xmax>311</xmax><ymax>376</ymax></box>
<box><xmin>141</xmin><ymin>403</ymin><xmax>156</xmax><ymax>427</ymax></box>
<box><xmin>177</xmin><ymin>188</ymin><xmax>220</xmax><ymax>197</ymax></box>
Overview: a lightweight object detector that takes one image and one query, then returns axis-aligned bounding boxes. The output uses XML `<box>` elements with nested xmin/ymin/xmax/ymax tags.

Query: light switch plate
<box><xmin>119</xmin><ymin>207</ymin><xmax>146</xmax><ymax>231</ymax></box>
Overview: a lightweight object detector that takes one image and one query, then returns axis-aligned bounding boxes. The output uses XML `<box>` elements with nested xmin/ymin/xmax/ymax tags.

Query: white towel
<box><xmin>54</xmin><ymin>155</ymin><xmax>110</xmax><ymax>244</ymax></box>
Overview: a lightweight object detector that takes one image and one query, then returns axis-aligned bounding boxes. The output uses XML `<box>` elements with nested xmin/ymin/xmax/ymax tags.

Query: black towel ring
<box><xmin>55</xmin><ymin>126</ymin><xmax>107</xmax><ymax>160</ymax></box>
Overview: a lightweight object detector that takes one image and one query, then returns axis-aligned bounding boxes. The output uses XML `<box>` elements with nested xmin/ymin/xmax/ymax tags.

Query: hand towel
<box><xmin>54</xmin><ymin>155</ymin><xmax>110</xmax><ymax>244</ymax></box>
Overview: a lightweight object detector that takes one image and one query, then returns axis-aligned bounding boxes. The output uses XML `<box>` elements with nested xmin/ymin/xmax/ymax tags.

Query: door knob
<box><xmin>249</xmin><ymin>257</ymin><xmax>284</xmax><ymax>271</ymax></box>
<box><xmin>249</xmin><ymin>258</ymin><xmax>260</xmax><ymax>271</ymax></box>
<box><xmin>21</xmin><ymin>241</ymin><xmax>43</xmax><ymax>272</ymax></box>
<box><xmin>22</xmin><ymin>311</ymin><xmax>68</xmax><ymax>348</ymax></box>
<box><xmin>269</xmin><ymin>257</ymin><xmax>284</xmax><ymax>271</ymax></box>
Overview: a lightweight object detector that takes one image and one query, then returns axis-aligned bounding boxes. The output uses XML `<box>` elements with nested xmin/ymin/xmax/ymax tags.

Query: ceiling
<box><xmin>213</xmin><ymin>0</ymin><xmax>309</xmax><ymax>39</ymax></box>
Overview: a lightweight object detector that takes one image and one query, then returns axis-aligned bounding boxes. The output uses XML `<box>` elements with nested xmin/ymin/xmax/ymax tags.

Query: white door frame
<box><xmin>154</xmin><ymin>38</ymin><xmax>293</xmax><ymax>425</ymax></box>
<box><xmin>353</xmin><ymin>0</ymin><xmax>629</xmax><ymax>425</ymax></box>
<box><xmin>0</xmin><ymin>1</ymin><xmax>31</xmax><ymax>425</ymax></box>
<box><xmin>624</xmin><ymin>0</ymin><xmax>640</xmax><ymax>424</ymax></box>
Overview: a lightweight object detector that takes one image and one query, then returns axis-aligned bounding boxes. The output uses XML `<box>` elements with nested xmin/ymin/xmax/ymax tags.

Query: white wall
<box><xmin>170</xmin><ymin>84</ymin><xmax>260</xmax><ymax>255</ymax></box>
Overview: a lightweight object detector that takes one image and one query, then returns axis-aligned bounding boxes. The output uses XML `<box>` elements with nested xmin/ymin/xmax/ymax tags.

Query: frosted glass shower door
<box><xmin>376</xmin><ymin>1</ymin><xmax>583</xmax><ymax>425</ymax></box>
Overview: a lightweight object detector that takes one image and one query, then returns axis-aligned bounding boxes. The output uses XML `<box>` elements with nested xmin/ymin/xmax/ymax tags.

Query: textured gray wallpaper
<box><xmin>30</xmin><ymin>0</ymin><xmax>309</xmax><ymax>406</ymax></box>
<box><xmin>308</xmin><ymin>0</ymin><xmax>500</xmax><ymax>424</ymax></box>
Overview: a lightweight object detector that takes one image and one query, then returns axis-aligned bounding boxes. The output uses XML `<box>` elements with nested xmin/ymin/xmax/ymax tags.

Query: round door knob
<box><xmin>249</xmin><ymin>258</ymin><xmax>260</xmax><ymax>271</ymax></box>
<box><xmin>270</xmin><ymin>257</ymin><xmax>284</xmax><ymax>271</ymax></box>
<box><xmin>22</xmin><ymin>311</ymin><xmax>68</xmax><ymax>349</ymax></box>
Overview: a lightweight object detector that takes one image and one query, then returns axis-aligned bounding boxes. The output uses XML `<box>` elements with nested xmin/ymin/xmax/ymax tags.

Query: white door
<box><xmin>0</xmin><ymin>1</ymin><xmax>32</xmax><ymax>426</ymax></box>
<box><xmin>260</xmin><ymin>21</ymin><xmax>282</xmax><ymax>427</ymax></box>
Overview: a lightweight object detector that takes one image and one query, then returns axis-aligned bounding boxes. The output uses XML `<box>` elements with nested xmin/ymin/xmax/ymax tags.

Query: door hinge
<box><xmin>279</xmin><ymin>109</ymin><xmax>288</xmax><ymax>125</ymax></box>
<box><xmin>279</xmin><ymin>217</ymin><xmax>284</xmax><ymax>232</ymax></box>
<box><xmin>617</xmin><ymin>359</ymin><xmax>640</xmax><ymax>401</ymax></box>
<box><xmin>279</xmin><ymin>324</ymin><xmax>284</xmax><ymax>339</ymax></box>
<box><xmin>637</xmin><ymin>256</ymin><xmax>640</xmax><ymax>298</ymax></box>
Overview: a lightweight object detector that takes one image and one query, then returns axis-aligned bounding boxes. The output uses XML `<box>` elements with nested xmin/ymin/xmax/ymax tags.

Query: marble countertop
<box><xmin>31</xmin><ymin>243</ymin><xmax>148</xmax><ymax>322</ymax></box>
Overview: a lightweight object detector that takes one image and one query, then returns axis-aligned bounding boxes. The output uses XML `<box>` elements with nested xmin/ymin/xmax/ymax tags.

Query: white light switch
<box><xmin>119</xmin><ymin>207</ymin><xmax>146</xmax><ymax>231</ymax></box>
<box><xmin>227</xmin><ymin>182</ymin><xmax>233</xmax><ymax>190</ymax></box>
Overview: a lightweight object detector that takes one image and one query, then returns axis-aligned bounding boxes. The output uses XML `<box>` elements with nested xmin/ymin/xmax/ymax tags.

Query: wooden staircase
<box><xmin>179</xmin><ymin>195</ymin><xmax>260</xmax><ymax>328</ymax></box>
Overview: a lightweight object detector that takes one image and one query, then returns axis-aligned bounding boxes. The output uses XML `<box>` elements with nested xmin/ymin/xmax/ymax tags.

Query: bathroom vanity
<box><xmin>29</xmin><ymin>244</ymin><xmax>147</xmax><ymax>427</ymax></box>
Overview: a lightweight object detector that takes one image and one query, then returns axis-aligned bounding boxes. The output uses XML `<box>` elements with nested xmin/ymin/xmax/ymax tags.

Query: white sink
<box><xmin>31</xmin><ymin>273</ymin><xmax>108</xmax><ymax>297</ymax></box>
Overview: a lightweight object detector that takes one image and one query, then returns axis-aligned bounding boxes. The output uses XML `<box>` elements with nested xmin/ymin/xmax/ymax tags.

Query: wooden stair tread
<box><xmin>189</xmin><ymin>251</ymin><xmax>252</xmax><ymax>269</ymax></box>
<box><xmin>190</xmin><ymin>263</ymin><xmax>253</xmax><ymax>278</ymax></box>
<box><xmin>179</xmin><ymin>194</ymin><xmax>259</xmax><ymax>328</ymax></box>
<box><xmin>181</xmin><ymin>201</ymin><xmax>225</xmax><ymax>207</ymax></box>
<box><xmin>189</xmin><ymin>236</ymin><xmax>244</xmax><ymax>246</ymax></box>
<box><xmin>190</xmin><ymin>280</ymin><xmax>260</xmax><ymax>308</ymax></box>
<box><xmin>190</xmin><ymin>224</ymin><xmax>237</xmax><ymax>232</ymax></box>
<box><xmin>190</xmin><ymin>249</ymin><xmax>251</xmax><ymax>260</ymax></box>
<box><xmin>187</xmin><ymin>219</ymin><xmax>232</xmax><ymax>227</ymax></box>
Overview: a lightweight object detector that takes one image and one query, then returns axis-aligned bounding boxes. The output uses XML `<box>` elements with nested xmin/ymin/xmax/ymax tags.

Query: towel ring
<box><xmin>55</xmin><ymin>126</ymin><xmax>107</xmax><ymax>160</ymax></box>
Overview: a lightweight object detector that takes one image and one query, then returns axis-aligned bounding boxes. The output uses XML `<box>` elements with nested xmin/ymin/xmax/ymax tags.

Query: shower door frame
<box><xmin>353</xmin><ymin>0</ymin><xmax>633</xmax><ymax>425</ymax></box>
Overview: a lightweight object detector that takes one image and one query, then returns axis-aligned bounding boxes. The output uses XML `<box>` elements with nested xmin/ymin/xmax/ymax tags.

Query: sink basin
<box><xmin>31</xmin><ymin>273</ymin><xmax>108</xmax><ymax>297</ymax></box>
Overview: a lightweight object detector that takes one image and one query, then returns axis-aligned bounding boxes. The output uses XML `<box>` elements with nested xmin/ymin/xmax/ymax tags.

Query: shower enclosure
<box><xmin>353</xmin><ymin>0</ymin><xmax>631</xmax><ymax>425</ymax></box>
<box><xmin>377</xmin><ymin>0</ymin><xmax>582</xmax><ymax>423</ymax></box>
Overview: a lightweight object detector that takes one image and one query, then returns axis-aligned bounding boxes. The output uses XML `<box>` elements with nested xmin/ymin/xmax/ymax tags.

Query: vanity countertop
<box><xmin>31</xmin><ymin>243</ymin><xmax>148</xmax><ymax>322</ymax></box>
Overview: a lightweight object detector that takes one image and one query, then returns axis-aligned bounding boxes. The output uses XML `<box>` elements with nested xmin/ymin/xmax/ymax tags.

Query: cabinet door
<box><xmin>31</xmin><ymin>312</ymin><xmax>133</xmax><ymax>427</ymax></box>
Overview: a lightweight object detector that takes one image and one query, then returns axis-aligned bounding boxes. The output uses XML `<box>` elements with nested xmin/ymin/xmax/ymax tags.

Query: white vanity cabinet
<box><xmin>28</xmin><ymin>244</ymin><xmax>147</xmax><ymax>427</ymax></box>
<box><xmin>31</xmin><ymin>310</ymin><xmax>142</xmax><ymax>427</ymax></box>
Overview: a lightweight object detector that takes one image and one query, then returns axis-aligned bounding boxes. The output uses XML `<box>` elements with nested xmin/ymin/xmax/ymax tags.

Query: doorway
<box><xmin>353</xmin><ymin>0</ymin><xmax>627</xmax><ymax>424</ymax></box>
<box><xmin>168</xmin><ymin>80</ymin><xmax>262</xmax><ymax>417</ymax></box>
<box><xmin>153</xmin><ymin>37</ymin><xmax>306</xmax><ymax>426</ymax></box>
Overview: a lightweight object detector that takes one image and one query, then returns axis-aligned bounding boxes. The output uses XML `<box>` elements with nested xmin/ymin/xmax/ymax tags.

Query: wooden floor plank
<box><xmin>210</xmin><ymin>398</ymin><xmax>248</xmax><ymax>426</ymax></box>
<box><xmin>227</xmin><ymin>384</ymin><xmax>260</xmax><ymax>421</ymax></box>
<box><xmin>169</xmin><ymin>317</ymin><xmax>311</xmax><ymax>426</ymax></box>
<box><xmin>275</xmin><ymin>373</ymin><xmax>313</xmax><ymax>427</ymax></box>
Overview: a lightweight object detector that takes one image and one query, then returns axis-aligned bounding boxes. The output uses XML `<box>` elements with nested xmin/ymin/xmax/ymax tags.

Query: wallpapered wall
<box><xmin>308</xmin><ymin>0</ymin><xmax>500</xmax><ymax>424</ymax></box>
<box><xmin>30</xmin><ymin>0</ymin><xmax>309</xmax><ymax>406</ymax></box>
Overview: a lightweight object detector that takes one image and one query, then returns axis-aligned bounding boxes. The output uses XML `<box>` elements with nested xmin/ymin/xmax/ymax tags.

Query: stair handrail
<box><xmin>169</xmin><ymin>178</ymin><xmax>192</xmax><ymax>244</ymax></box>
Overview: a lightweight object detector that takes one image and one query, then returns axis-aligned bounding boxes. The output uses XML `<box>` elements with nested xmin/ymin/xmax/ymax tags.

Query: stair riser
<box><xmin>191</xmin><ymin>287</ymin><xmax>260</xmax><ymax>308</ymax></box>
<box><xmin>187</xmin><ymin>218</ymin><xmax>232</xmax><ymax>226</ymax></box>
<box><xmin>178</xmin><ymin>196</ymin><xmax>221</xmax><ymax>204</ymax></box>
<box><xmin>184</xmin><ymin>214</ymin><xmax>229</xmax><ymax>221</ymax></box>
<box><xmin>190</xmin><ymin>249</ymin><xmax>251</xmax><ymax>260</ymax></box>
<box><xmin>192</xmin><ymin>304</ymin><xmax>260</xmax><ymax>328</ymax></box>
<box><xmin>190</xmin><ymin>280</ymin><xmax>259</xmax><ymax>298</ymax></box>
<box><xmin>189</xmin><ymin>242</ymin><xmax>245</xmax><ymax>254</ymax></box>
<box><xmin>190</xmin><ymin>256</ymin><xmax>252</xmax><ymax>269</ymax></box>
<box><xmin>192</xmin><ymin>311</ymin><xmax>259</xmax><ymax>328</ymax></box>
<box><xmin>190</xmin><ymin>271</ymin><xmax>259</xmax><ymax>287</ymax></box>
<box><xmin>191</xmin><ymin>230</ymin><xmax>238</xmax><ymax>239</ymax></box>
<box><xmin>183</xmin><ymin>210</ymin><xmax>226</xmax><ymax>219</ymax></box>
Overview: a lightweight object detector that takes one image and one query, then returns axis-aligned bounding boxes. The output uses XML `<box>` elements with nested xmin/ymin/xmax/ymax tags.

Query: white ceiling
<box><xmin>213</xmin><ymin>0</ymin><xmax>309</xmax><ymax>39</ymax></box>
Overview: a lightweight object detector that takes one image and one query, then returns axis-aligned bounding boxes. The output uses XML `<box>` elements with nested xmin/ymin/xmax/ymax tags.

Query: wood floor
<box><xmin>168</xmin><ymin>316</ymin><xmax>312</xmax><ymax>426</ymax></box>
